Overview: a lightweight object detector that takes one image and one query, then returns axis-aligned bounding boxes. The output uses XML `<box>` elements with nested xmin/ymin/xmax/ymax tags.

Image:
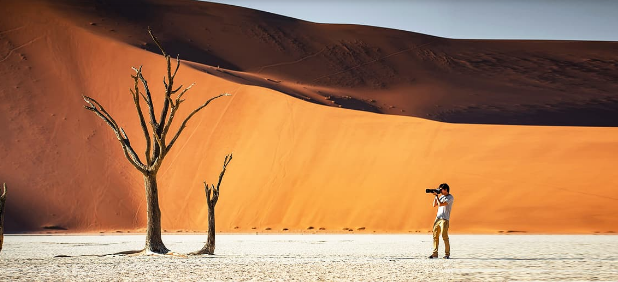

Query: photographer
<box><xmin>428</xmin><ymin>183</ymin><xmax>454</xmax><ymax>259</ymax></box>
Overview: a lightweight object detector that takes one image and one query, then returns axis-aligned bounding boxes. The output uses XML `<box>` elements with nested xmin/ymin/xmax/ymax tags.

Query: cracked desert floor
<box><xmin>1</xmin><ymin>234</ymin><xmax>617</xmax><ymax>281</ymax></box>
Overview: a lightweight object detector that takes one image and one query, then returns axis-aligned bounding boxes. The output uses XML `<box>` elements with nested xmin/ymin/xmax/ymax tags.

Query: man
<box><xmin>429</xmin><ymin>183</ymin><xmax>454</xmax><ymax>259</ymax></box>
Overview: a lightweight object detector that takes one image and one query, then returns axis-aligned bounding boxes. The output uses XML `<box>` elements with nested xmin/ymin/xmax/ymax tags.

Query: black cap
<box><xmin>438</xmin><ymin>183</ymin><xmax>450</xmax><ymax>192</ymax></box>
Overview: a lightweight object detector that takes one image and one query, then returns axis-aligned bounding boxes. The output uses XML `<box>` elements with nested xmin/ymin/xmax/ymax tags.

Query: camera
<box><xmin>425</xmin><ymin>188</ymin><xmax>441</xmax><ymax>194</ymax></box>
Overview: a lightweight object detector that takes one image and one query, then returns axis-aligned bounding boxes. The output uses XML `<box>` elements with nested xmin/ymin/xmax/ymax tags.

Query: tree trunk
<box><xmin>192</xmin><ymin>201</ymin><xmax>216</xmax><ymax>255</ymax></box>
<box><xmin>205</xmin><ymin>203</ymin><xmax>216</xmax><ymax>255</ymax></box>
<box><xmin>0</xmin><ymin>183</ymin><xmax>6</xmax><ymax>253</ymax></box>
<box><xmin>191</xmin><ymin>154</ymin><xmax>230</xmax><ymax>255</ymax></box>
<box><xmin>143</xmin><ymin>174</ymin><xmax>169</xmax><ymax>254</ymax></box>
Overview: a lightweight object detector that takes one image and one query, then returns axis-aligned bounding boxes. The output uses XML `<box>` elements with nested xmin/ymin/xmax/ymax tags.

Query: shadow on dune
<box><xmin>144</xmin><ymin>40</ymin><xmax>242</xmax><ymax>71</ymax></box>
<box><xmin>435</xmin><ymin>97</ymin><xmax>618</xmax><ymax>127</ymax></box>
<box><xmin>48</xmin><ymin>0</ymin><xmax>618</xmax><ymax>127</ymax></box>
<box><xmin>3</xmin><ymin>205</ymin><xmax>40</xmax><ymax>233</ymax></box>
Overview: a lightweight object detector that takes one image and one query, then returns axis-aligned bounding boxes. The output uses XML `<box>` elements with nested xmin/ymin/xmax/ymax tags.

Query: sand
<box><xmin>46</xmin><ymin>0</ymin><xmax>618</xmax><ymax>126</ymax></box>
<box><xmin>1</xmin><ymin>234</ymin><xmax>617</xmax><ymax>281</ymax></box>
<box><xmin>0</xmin><ymin>0</ymin><xmax>617</xmax><ymax>235</ymax></box>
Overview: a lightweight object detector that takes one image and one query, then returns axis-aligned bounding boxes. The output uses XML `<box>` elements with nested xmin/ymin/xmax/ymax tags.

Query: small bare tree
<box><xmin>0</xmin><ymin>183</ymin><xmax>6</xmax><ymax>253</ymax></box>
<box><xmin>191</xmin><ymin>154</ymin><xmax>232</xmax><ymax>255</ymax></box>
<box><xmin>83</xmin><ymin>28</ymin><xmax>229</xmax><ymax>254</ymax></box>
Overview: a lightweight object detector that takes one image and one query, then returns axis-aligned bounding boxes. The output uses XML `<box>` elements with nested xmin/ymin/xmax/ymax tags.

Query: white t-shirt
<box><xmin>436</xmin><ymin>194</ymin><xmax>454</xmax><ymax>220</ymax></box>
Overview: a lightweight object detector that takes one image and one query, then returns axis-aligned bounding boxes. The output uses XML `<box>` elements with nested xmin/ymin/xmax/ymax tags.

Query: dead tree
<box><xmin>83</xmin><ymin>28</ymin><xmax>229</xmax><ymax>254</ymax></box>
<box><xmin>0</xmin><ymin>183</ymin><xmax>6</xmax><ymax>253</ymax></box>
<box><xmin>191</xmin><ymin>154</ymin><xmax>232</xmax><ymax>255</ymax></box>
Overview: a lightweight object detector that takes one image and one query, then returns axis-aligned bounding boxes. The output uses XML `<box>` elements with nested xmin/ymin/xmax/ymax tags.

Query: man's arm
<box><xmin>432</xmin><ymin>195</ymin><xmax>439</xmax><ymax>207</ymax></box>
<box><xmin>433</xmin><ymin>194</ymin><xmax>448</xmax><ymax>207</ymax></box>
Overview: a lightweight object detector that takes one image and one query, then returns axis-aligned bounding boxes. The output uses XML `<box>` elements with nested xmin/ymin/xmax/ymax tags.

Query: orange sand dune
<box><xmin>0</xmin><ymin>0</ymin><xmax>617</xmax><ymax>234</ymax></box>
<box><xmin>47</xmin><ymin>0</ymin><xmax>618</xmax><ymax>126</ymax></box>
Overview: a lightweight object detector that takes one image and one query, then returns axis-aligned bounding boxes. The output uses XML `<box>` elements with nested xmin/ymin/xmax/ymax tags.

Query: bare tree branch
<box><xmin>83</xmin><ymin>96</ymin><xmax>119</xmax><ymax>131</ymax></box>
<box><xmin>119</xmin><ymin>128</ymin><xmax>146</xmax><ymax>165</ymax></box>
<box><xmin>204</xmin><ymin>182</ymin><xmax>213</xmax><ymax>207</ymax></box>
<box><xmin>132</xmin><ymin>68</ymin><xmax>158</xmax><ymax>131</ymax></box>
<box><xmin>172</xmin><ymin>54</ymin><xmax>180</xmax><ymax>79</ymax></box>
<box><xmin>83</xmin><ymin>96</ymin><xmax>148</xmax><ymax>173</ymax></box>
<box><xmin>204</xmin><ymin>154</ymin><xmax>231</xmax><ymax>207</ymax></box>
<box><xmin>175</xmin><ymin>83</ymin><xmax>194</xmax><ymax>102</ymax></box>
<box><xmin>158</xmin><ymin>54</ymin><xmax>172</xmax><ymax>135</ymax></box>
<box><xmin>131</xmin><ymin>72</ymin><xmax>152</xmax><ymax>165</ymax></box>
<box><xmin>161</xmin><ymin>83</ymin><xmax>194</xmax><ymax>138</ymax></box>
<box><xmin>166</xmin><ymin>93</ymin><xmax>230</xmax><ymax>152</ymax></box>
<box><xmin>215</xmin><ymin>154</ymin><xmax>233</xmax><ymax>193</ymax></box>
<box><xmin>148</xmin><ymin>27</ymin><xmax>167</xmax><ymax>57</ymax></box>
<box><xmin>150</xmin><ymin>128</ymin><xmax>167</xmax><ymax>170</ymax></box>
<box><xmin>147</xmin><ymin>28</ymin><xmax>176</xmax><ymax>163</ymax></box>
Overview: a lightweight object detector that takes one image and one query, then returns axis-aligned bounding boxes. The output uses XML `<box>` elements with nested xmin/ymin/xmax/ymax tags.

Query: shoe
<box><xmin>428</xmin><ymin>254</ymin><xmax>438</xmax><ymax>259</ymax></box>
<box><xmin>443</xmin><ymin>255</ymin><xmax>450</xmax><ymax>259</ymax></box>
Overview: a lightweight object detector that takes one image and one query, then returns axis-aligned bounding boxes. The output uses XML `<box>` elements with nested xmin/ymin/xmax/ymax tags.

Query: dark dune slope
<box><xmin>47</xmin><ymin>0</ymin><xmax>618</xmax><ymax>126</ymax></box>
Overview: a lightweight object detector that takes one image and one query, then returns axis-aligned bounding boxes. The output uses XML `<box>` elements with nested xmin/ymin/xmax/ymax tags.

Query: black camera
<box><xmin>425</xmin><ymin>188</ymin><xmax>440</xmax><ymax>194</ymax></box>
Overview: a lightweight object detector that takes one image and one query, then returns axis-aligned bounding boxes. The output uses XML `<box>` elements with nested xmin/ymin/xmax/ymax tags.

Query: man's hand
<box><xmin>435</xmin><ymin>194</ymin><xmax>448</xmax><ymax>207</ymax></box>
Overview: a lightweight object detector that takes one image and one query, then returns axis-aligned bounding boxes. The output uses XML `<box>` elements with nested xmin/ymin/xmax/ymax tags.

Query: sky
<box><xmin>205</xmin><ymin>0</ymin><xmax>618</xmax><ymax>41</ymax></box>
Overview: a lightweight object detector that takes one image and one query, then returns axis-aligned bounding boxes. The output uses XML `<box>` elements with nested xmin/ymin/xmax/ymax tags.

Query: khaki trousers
<box><xmin>432</xmin><ymin>218</ymin><xmax>450</xmax><ymax>256</ymax></box>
